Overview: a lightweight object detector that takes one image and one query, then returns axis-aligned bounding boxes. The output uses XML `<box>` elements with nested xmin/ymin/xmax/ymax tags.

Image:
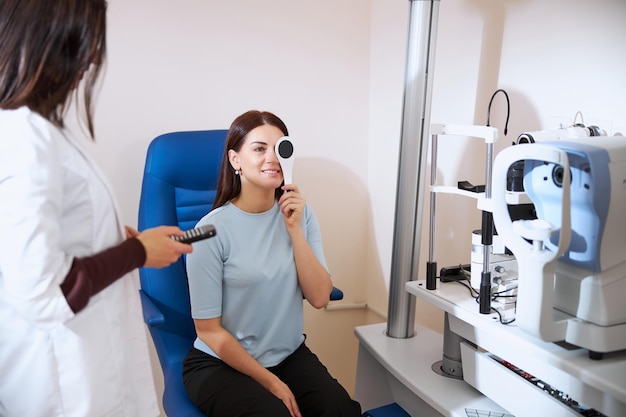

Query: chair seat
<box><xmin>161</xmin><ymin>359</ymin><xmax>205</xmax><ymax>417</ymax></box>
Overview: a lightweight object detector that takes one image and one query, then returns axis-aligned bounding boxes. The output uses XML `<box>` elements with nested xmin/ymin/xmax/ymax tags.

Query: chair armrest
<box><xmin>330</xmin><ymin>286</ymin><xmax>344</xmax><ymax>301</ymax></box>
<box><xmin>139</xmin><ymin>289</ymin><xmax>165</xmax><ymax>328</ymax></box>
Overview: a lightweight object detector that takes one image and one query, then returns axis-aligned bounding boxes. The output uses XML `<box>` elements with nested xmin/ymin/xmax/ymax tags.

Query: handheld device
<box><xmin>275</xmin><ymin>136</ymin><xmax>295</xmax><ymax>186</ymax></box>
<box><xmin>171</xmin><ymin>224</ymin><xmax>216</xmax><ymax>244</ymax></box>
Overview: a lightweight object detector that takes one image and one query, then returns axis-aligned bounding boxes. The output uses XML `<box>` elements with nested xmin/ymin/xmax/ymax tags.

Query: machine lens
<box><xmin>551</xmin><ymin>165</ymin><xmax>571</xmax><ymax>188</ymax></box>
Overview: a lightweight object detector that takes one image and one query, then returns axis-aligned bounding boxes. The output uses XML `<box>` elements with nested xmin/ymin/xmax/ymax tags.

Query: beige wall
<box><xmin>79</xmin><ymin>0</ymin><xmax>626</xmax><ymax>414</ymax></box>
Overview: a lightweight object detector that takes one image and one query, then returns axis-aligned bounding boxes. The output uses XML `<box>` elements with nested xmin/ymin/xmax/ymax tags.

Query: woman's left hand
<box><xmin>278</xmin><ymin>185</ymin><xmax>305</xmax><ymax>230</ymax></box>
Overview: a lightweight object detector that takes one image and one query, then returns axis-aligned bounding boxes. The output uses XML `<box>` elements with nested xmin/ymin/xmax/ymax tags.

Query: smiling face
<box><xmin>228</xmin><ymin>123</ymin><xmax>285</xmax><ymax>194</ymax></box>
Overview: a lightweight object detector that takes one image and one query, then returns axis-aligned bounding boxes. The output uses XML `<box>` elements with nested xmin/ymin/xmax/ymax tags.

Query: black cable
<box><xmin>454</xmin><ymin>279</ymin><xmax>479</xmax><ymax>298</ymax></box>
<box><xmin>492</xmin><ymin>287</ymin><xmax>517</xmax><ymax>299</ymax></box>
<box><xmin>486</xmin><ymin>89</ymin><xmax>510</xmax><ymax>136</ymax></box>
<box><xmin>491</xmin><ymin>306</ymin><xmax>516</xmax><ymax>325</ymax></box>
<box><xmin>478</xmin><ymin>88</ymin><xmax>511</xmax><ymax>314</ymax></box>
<box><xmin>453</xmin><ymin>280</ymin><xmax>517</xmax><ymax>325</ymax></box>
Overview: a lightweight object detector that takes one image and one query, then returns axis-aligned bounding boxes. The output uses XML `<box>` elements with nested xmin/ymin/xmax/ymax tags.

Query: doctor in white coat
<box><xmin>0</xmin><ymin>1</ymin><xmax>193</xmax><ymax>416</ymax></box>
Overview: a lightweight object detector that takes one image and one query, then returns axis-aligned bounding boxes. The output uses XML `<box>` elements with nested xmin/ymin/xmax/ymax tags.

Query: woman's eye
<box><xmin>254</xmin><ymin>146</ymin><xmax>266</xmax><ymax>152</ymax></box>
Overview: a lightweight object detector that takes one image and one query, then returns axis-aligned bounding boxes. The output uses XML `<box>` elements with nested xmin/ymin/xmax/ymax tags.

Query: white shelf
<box><xmin>406</xmin><ymin>279</ymin><xmax>626</xmax><ymax>416</ymax></box>
<box><xmin>429</xmin><ymin>186</ymin><xmax>531</xmax><ymax>211</ymax></box>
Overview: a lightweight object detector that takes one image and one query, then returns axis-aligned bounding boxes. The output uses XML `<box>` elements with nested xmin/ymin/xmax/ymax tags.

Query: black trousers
<box><xmin>183</xmin><ymin>341</ymin><xmax>362</xmax><ymax>417</ymax></box>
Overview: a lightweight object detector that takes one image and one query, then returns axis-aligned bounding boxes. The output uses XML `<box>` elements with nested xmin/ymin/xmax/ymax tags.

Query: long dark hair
<box><xmin>212</xmin><ymin>110</ymin><xmax>289</xmax><ymax>210</ymax></box>
<box><xmin>0</xmin><ymin>0</ymin><xmax>107</xmax><ymax>139</ymax></box>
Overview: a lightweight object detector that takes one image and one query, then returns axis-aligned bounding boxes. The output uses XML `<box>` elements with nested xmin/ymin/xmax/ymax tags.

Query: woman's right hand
<box><xmin>264</xmin><ymin>377</ymin><xmax>302</xmax><ymax>417</ymax></box>
<box><xmin>136</xmin><ymin>226</ymin><xmax>192</xmax><ymax>268</ymax></box>
<box><xmin>195</xmin><ymin>318</ymin><xmax>303</xmax><ymax>417</ymax></box>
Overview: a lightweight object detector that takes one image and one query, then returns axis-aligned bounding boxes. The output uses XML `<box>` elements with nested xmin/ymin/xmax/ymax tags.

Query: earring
<box><xmin>234</xmin><ymin>169</ymin><xmax>240</xmax><ymax>176</ymax></box>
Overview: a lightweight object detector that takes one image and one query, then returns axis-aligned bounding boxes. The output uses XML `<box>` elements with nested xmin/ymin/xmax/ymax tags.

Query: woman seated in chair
<box><xmin>182</xmin><ymin>110</ymin><xmax>361</xmax><ymax>417</ymax></box>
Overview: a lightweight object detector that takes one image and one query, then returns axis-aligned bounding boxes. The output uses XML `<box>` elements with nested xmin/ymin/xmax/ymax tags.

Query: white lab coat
<box><xmin>0</xmin><ymin>107</ymin><xmax>159</xmax><ymax>417</ymax></box>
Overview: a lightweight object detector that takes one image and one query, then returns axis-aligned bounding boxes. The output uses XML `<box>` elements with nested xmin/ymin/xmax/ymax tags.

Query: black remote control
<box><xmin>171</xmin><ymin>224</ymin><xmax>216</xmax><ymax>244</ymax></box>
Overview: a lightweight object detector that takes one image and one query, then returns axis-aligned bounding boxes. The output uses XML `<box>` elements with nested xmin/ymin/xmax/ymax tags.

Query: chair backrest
<box><xmin>138</xmin><ymin>130</ymin><xmax>228</xmax><ymax>342</ymax></box>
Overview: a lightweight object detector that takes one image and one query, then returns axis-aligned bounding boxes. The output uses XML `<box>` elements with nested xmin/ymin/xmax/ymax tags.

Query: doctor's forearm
<box><xmin>60</xmin><ymin>238</ymin><xmax>147</xmax><ymax>313</ymax></box>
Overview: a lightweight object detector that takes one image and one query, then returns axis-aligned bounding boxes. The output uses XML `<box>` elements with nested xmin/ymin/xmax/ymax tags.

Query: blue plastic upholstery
<box><xmin>137</xmin><ymin>130</ymin><xmax>343</xmax><ymax>416</ymax></box>
<box><xmin>362</xmin><ymin>403</ymin><xmax>411</xmax><ymax>417</ymax></box>
<box><xmin>138</xmin><ymin>130</ymin><xmax>227</xmax><ymax>417</ymax></box>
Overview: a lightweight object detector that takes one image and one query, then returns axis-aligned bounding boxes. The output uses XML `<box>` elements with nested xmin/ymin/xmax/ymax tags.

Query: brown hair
<box><xmin>0</xmin><ymin>0</ymin><xmax>107</xmax><ymax>138</ymax></box>
<box><xmin>212</xmin><ymin>110</ymin><xmax>289</xmax><ymax>210</ymax></box>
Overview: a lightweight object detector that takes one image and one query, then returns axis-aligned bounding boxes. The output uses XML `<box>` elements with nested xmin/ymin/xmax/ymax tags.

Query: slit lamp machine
<box><xmin>491</xmin><ymin>136</ymin><xmax>626</xmax><ymax>359</ymax></box>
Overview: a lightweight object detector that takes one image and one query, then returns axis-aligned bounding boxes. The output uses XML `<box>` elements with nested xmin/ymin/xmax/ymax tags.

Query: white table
<box><xmin>403</xmin><ymin>279</ymin><xmax>626</xmax><ymax>416</ymax></box>
<box><xmin>354</xmin><ymin>322</ymin><xmax>512</xmax><ymax>416</ymax></box>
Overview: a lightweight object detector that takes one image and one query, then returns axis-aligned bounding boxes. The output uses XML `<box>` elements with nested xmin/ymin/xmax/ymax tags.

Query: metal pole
<box><xmin>387</xmin><ymin>0</ymin><xmax>440</xmax><ymax>339</ymax></box>
<box><xmin>426</xmin><ymin>132</ymin><xmax>438</xmax><ymax>290</ymax></box>
<box><xmin>440</xmin><ymin>312</ymin><xmax>466</xmax><ymax>379</ymax></box>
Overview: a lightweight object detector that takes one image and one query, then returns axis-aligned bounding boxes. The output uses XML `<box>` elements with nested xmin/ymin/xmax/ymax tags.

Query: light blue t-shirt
<box><xmin>186</xmin><ymin>201</ymin><xmax>329</xmax><ymax>367</ymax></box>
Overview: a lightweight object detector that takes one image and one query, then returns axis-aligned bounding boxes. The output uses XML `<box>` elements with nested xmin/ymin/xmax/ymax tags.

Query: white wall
<box><xmin>79</xmin><ymin>0</ymin><xmax>626</xmax><ymax>411</ymax></box>
<box><xmin>86</xmin><ymin>0</ymin><xmax>372</xmax><ymax>304</ymax></box>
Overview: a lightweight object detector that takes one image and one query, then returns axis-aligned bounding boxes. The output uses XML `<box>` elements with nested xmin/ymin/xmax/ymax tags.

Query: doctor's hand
<box><xmin>125</xmin><ymin>225</ymin><xmax>140</xmax><ymax>238</ymax></box>
<box><xmin>136</xmin><ymin>226</ymin><xmax>193</xmax><ymax>268</ymax></box>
